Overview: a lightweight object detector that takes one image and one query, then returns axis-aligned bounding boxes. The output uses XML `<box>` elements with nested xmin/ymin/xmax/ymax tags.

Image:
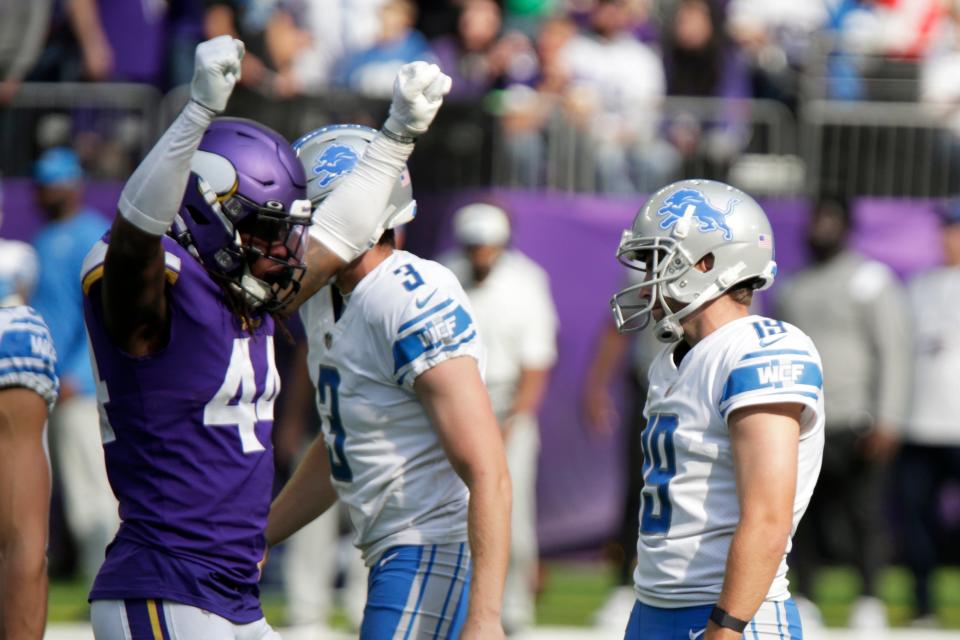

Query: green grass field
<box><xmin>48</xmin><ymin>563</ymin><xmax>960</xmax><ymax>629</ymax></box>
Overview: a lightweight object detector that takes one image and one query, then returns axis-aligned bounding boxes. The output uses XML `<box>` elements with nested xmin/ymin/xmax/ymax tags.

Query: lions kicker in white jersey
<box><xmin>292</xmin><ymin>124</ymin><xmax>482</xmax><ymax>567</ymax></box>
<box><xmin>636</xmin><ymin>315</ymin><xmax>824</xmax><ymax>605</ymax></box>
<box><xmin>298</xmin><ymin>249</ymin><xmax>480</xmax><ymax>564</ymax></box>
<box><xmin>611</xmin><ymin>179</ymin><xmax>825</xmax><ymax>639</ymax></box>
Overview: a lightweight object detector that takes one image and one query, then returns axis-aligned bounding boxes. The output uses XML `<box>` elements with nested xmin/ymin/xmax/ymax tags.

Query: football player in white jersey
<box><xmin>609</xmin><ymin>179</ymin><xmax>825</xmax><ymax>639</ymax></box>
<box><xmin>0</xmin><ymin>234</ymin><xmax>59</xmax><ymax>638</ymax></box>
<box><xmin>265</xmin><ymin>125</ymin><xmax>511</xmax><ymax>640</ymax></box>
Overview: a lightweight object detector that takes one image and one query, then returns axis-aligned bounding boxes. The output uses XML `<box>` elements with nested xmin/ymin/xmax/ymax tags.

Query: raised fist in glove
<box><xmin>191</xmin><ymin>36</ymin><xmax>245</xmax><ymax>114</ymax></box>
<box><xmin>384</xmin><ymin>61</ymin><xmax>453</xmax><ymax>141</ymax></box>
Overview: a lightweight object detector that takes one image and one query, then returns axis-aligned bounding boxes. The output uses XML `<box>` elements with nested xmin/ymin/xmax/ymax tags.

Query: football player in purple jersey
<box><xmin>81</xmin><ymin>35</ymin><xmax>451</xmax><ymax>639</ymax></box>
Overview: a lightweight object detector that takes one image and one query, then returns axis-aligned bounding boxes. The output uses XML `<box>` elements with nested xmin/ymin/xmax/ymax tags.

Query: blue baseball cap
<box><xmin>33</xmin><ymin>147</ymin><xmax>83</xmax><ymax>186</ymax></box>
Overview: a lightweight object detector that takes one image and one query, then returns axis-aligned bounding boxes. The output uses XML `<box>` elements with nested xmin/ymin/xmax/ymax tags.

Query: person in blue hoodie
<box><xmin>337</xmin><ymin>0</ymin><xmax>436</xmax><ymax>98</ymax></box>
<box><xmin>30</xmin><ymin>146</ymin><xmax>118</xmax><ymax>588</ymax></box>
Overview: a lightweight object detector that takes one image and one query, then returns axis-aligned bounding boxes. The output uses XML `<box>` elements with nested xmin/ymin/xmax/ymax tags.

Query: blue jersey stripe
<box><xmin>403</xmin><ymin>545</ymin><xmax>438</xmax><ymax>640</ymax></box>
<box><xmin>393</xmin><ymin>305</ymin><xmax>474</xmax><ymax>373</ymax></box>
<box><xmin>1</xmin><ymin>325</ymin><xmax>56</xmax><ymax>348</ymax></box>
<box><xmin>397</xmin><ymin>298</ymin><xmax>455</xmax><ymax>333</ymax></box>
<box><xmin>775</xmin><ymin>601</ymin><xmax>785</xmax><ymax>640</ymax></box>
<box><xmin>396</xmin><ymin>331</ymin><xmax>477</xmax><ymax>386</ymax></box>
<box><xmin>1</xmin><ymin>329</ymin><xmax>54</xmax><ymax>355</ymax></box>
<box><xmin>721</xmin><ymin>361</ymin><xmax>823</xmax><ymax>404</ymax></box>
<box><xmin>432</xmin><ymin>542</ymin><xmax>466</xmax><ymax>639</ymax></box>
<box><xmin>2</xmin><ymin>327</ymin><xmax>53</xmax><ymax>343</ymax></box>
<box><xmin>363</xmin><ymin>545</ymin><xmax>423</xmax><ymax>637</ymax></box>
<box><xmin>784</xmin><ymin>599</ymin><xmax>802</xmax><ymax>639</ymax></box>
<box><xmin>0</xmin><ymin>355</ymin><xmax>54</xmax><ymax>370</ymax></box>
<box><xmin>0</xmin><ymin>373</ymin><xmax>59</xmax><ymax>402</ymax></box>
<box><xmin>739</xmin><ymin>348</ymin><xmax>811</xmax><ymax>361</ymax></box>
<box><xmin>446</xmin><ymin>563</ymin><xmax>472</xmax><ymax>639</ymax></box>
<box><xmin>9</xmin><ymin>317</ymin><xmax>48</xmax><ymax>331</ymax></box>
<box><xmin>0</xmin><ymin>364</ymin><xmax>58</xmax><ymax>379</ymax></box>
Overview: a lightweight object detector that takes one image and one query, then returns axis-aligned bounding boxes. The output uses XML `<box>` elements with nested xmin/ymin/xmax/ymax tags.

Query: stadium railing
<box><xmin>801</xmin><ymin>99</ymin><xmax>959</xmax><ymax>198</ymax></box>
<box><xmin>5</xmin><ymin>82</ymin><xmax>958</xmax><ymax>198</ymax></box>
<box><xmin>515</xmin><ymin>96</ymin><xmax>800</xmax><ymax>194</ymax></box>
<box><xmin>76</xmin><ymin>86</ymin><xmax>806</xmax><ymax>194</ymax></box>
<box><xmin>800</xmin><ymin>34</ymin><xmax>923</xmax><ymax>104</ymax></box>
<box><xmin>0</xmin><ymin>82</ymin><xmax>163</xmax><ymax>179</ymax></box>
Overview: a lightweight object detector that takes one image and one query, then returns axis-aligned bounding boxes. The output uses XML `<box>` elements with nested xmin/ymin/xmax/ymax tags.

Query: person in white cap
<box><xmin>0</xmin><ymin>190</ymin><xmax>39</xmax><ymax>307</ymax></box>
<box><xmin>441</xmin><ymin>202</ymin><xmax>559</xmax><ymax>635</ymax></box>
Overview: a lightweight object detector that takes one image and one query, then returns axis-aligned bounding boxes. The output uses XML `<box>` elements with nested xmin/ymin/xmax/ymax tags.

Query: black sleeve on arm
<box><xmin>101</xmin><ymin>216</ymin><xmax>171</xmax><ymax>356</ymax></box>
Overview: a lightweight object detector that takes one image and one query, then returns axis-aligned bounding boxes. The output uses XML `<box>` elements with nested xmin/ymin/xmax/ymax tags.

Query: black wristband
<box><xmin>710</xmin><ymin>606</ymin><xmax>748</xmax><ymax>633</ymax></box>
<box><xmin>188</xmin><ymin>97</ymin><xmax>219</xmax><ymax>117</ymax></box>
<box><xmin>380</xmin><ymin>125</ymin><xmax>417</xmax><ymax>144</ymax></box>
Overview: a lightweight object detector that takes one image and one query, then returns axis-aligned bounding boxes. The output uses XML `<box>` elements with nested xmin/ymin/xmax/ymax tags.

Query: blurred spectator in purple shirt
<box><xmin>664</xmin><ymin>0</ymin><xmax>748</xmax><ymax>100</ymax></box>
<box><xmin>167</xmin><ymin>0</ymin><xmax>206</xmax><ymax>88</ymax></box>
<box><xmin>98</xmin><ymin>0</ymin><xmax>167</xmax><ymax>85</ymax></box>
<box><xmin>27</xmin><ymin>0</ymin><xmax>201</xmax><ymax>89</ymax></box>
<box><xmin>661</xmin><ymin>0</ymin><xmax>751</xmax><ymax>177</ymax></box>
<box><xmin>497</xmin><ymin>15</ymin><xmax>578</xmax><ymax>185</ymax></box>
<box><xmin>27</xmin><ymin>0</ymin><xmax>113</xmax><ymax>83</ymax></box>
<box><xmin>204</xmin><ymin>0</ymin><xmax>281</xmax><ymax>94</ymax></box>
<box><xmin>727</xmin><ymin>0</ymin><xmax>828</xmax><ymax>109</ymax></box>
<box><xmin>432</xmin><ymin>0</ymin><xmax>538</xmax><ymax>100</ymax></box>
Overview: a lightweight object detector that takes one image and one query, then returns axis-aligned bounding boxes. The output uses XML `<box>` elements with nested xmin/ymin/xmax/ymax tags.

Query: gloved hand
<box><xmin>383</xmin><ymin>61</ymin><xmax>453</xmax><ymax>141</ymax></box>
<box><xmin>190</xmin><ymin>36</ymin><xmax>245</xmax><ymax>114</ymax></box>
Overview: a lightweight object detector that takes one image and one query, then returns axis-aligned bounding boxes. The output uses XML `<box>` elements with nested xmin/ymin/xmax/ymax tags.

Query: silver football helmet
<box><xmin>611</xmin><ymin>179</ymin><xmax>778</xmax><ymax>342</ymax></box>
<box><xmin>291</xmin><ymin>124</ymin><xmax>416</xmax><ymax>239</ymax></box>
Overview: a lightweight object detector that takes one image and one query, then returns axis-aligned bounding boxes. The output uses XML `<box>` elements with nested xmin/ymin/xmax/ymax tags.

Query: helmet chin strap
<box><xmin>652</xmin><ymin>286</ymin><xmax>685</xmax><ymax>343</ymax></box>
<box><xmin>652</xmin><ymin>261</ymin><xmax>746</xmax><ymax>343</ymax></box>
<box><xmin>653</xmin><ymin>316</ymin><xmax>683</xmax><ymax>343</ymax></box>
<box><xmin>653</xmin><ymin>280</ymin><xmax>726</xmax><ymax>343</ymax></box>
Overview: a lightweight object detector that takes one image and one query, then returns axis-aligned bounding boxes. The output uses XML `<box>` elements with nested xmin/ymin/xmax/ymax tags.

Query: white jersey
<box><xmin>634</xmin><ymin>315</ymin><xmax>825</xmax><ymax>607</ymax></box>
<box><xmin>0</xmin><ymin>305</ymin><xmax>59</xmax><ymax>410</ymax></box>
<box><xmin>299</xmin><ymin>250</ymin><xmax>481</xmax><ymax>565</ymax></box>
<box><xmin>441</xmin><ymin>249</ymin><xmax>558</xmax><ymax>417</ymax></box>
<box><xmin>905</xmin><ymin>267</ymin><xmax>960</xmax><ymax>445</ymax></box>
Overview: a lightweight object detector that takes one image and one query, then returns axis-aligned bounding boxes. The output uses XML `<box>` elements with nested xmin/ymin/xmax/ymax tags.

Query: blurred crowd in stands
<box><xmin>4</xmin><ymin>0</ymin><xmax>960</xmax><ymax>191</ymax></box>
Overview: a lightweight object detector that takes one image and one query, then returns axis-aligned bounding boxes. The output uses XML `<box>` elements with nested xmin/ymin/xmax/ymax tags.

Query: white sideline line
<box><xmin>44</xmin><ymin>624</ymin><xmax>960</xmax><ymax>639</ymax></box>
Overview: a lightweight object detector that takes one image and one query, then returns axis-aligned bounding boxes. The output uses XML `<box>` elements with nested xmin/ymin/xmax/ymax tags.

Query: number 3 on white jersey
<box><xmin>204</xmin><ymin>337</ymin><xmax>279</xmax><ymax>453</ymax></box>
<box><xmin>317</xmin><ymin>365</ymin><xmax>353</xmax><ymax>482</ymax></box>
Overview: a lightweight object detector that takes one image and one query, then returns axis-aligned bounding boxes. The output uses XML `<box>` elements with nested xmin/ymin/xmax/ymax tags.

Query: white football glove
<box><xmin>190</xmin><ymin>36</ymin><xmax>245</xmax><ymax>114</ymax></box>
<box><xmin>383</xmin><ymin>61</ymin><xmax>452</xmax><ymax>140</ymax></box>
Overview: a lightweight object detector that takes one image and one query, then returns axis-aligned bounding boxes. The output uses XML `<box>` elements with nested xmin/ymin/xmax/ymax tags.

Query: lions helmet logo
<box><xmin>313</xmin><ymin>144</ymin><xmax>359</xmax><ymax>188</ymax></box>
<box><xmin>656</xmin><ymin>188</ymin><xmax>737</xmax><ymax>241</ymax></box>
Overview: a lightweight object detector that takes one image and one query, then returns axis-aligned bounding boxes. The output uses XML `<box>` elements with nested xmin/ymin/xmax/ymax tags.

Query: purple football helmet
<box><xmin>170</xmin><ymin>117</ymin><xmax>312</xmax><ymax>311</ymax></box>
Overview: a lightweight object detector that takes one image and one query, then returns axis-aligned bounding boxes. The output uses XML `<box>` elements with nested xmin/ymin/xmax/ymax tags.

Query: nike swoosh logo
<box><xmin>380</xmin><ymin>551</ymin><xmax>400</xmax><ymax>567</ymax></box>
<box><xmin>688</xmin><ymin>628</ymin><xmax>706</xmax><ymax>640</ymax></box>
<box><xmin>415</xmin><ymin>289</ymin><xmax>438</xmax><ymax>309</ymax></box>
<box><xmin>759</xmin><ymin>334</ymin><xmax>788</xmax><ymax>347</ymax></box>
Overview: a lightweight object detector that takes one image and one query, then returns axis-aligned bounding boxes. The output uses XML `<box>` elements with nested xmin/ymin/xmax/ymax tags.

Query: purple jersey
<box><xmin>82</xmin><ymin>235</ymin><xmax>278</xmax><ymax>623</ymax></box>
